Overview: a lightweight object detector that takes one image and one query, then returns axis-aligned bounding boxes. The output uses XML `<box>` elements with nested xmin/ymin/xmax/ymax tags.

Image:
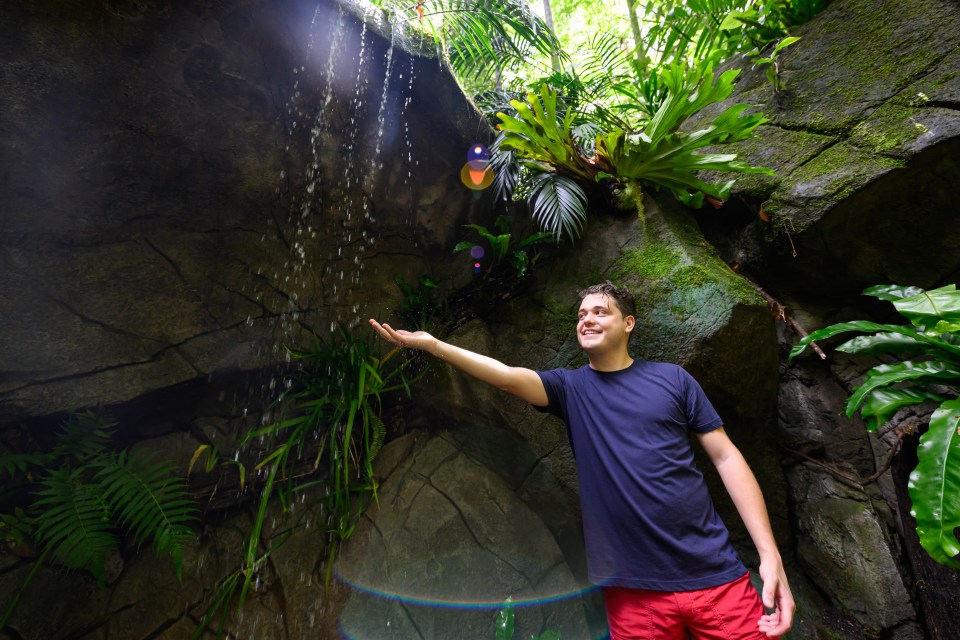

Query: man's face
<box><xmin>576</xmin><ymin>293</ymin><xmax>634</xmax><ymax>354</ymax></box>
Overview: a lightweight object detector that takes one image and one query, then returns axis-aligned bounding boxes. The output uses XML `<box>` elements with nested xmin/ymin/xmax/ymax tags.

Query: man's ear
<box><xmin>624</xmin><ymin>315</ymin><xmax>636</xmax><ymax>333</ymax></box>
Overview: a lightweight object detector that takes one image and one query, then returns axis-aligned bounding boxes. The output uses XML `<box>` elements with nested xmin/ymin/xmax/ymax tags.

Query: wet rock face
<box><xmin>0</xmin><ymin>0</ymin><xmax>484</xmax><ymax>421</ymax></box>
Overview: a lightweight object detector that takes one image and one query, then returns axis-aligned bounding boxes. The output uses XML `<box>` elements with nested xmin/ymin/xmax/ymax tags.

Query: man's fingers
<box><xmin>369</xmin><ymin>319</ymin><xmax>401</xmax><ymax>345</ymax></box>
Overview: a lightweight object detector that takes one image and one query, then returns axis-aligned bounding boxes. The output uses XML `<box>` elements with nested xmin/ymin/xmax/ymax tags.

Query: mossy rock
<box><xmin>688</xmin><ymin>0</ymin><xmax>960</xmax><ymax>298</ymax></box>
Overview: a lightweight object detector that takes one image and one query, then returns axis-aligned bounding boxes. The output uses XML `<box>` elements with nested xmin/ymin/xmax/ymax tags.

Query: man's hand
<box><xmin>757</xmin><ymin>557</ymin><xmax>795</xmax><ymax>637</ymax></box>
<box><xmin>369</xmin><ymin>319</ymin><xmax>437</xmax><ymax>353</ymax></box>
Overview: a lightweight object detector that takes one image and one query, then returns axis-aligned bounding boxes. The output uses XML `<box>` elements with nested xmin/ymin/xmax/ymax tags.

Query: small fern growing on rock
<box><xmin>1</xmin><ymin>410</ymin><xmax>197</xmax><ymax>630</ymax></box>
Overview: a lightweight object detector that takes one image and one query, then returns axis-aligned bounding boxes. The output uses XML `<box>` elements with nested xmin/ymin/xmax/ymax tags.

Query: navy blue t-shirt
<box><xmin>537</xmin><ymin>359</ymin><xmax>746</xmax><ymax>590</ymax></box>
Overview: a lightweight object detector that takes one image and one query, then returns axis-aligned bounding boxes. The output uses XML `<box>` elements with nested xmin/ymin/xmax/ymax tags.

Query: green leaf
<box><xmin>790</xmin><ymin>321</ymin><xmax>960</xmax><ymax>361</ymax></box>
<box><xmin>893</xmin><ymin>285</ymin><xmax>960</xmax><ymax>333</ymax></box>
<box><xmin>0</xmin><ymin>452</ymin><xmax>51</xmax><ymax>479</ymax></box>
<box><xmin>836</xmin><ymin>332</ymin><xmax>953</xmax><ymax>359</ymax></box>
<box><xmin>908</xmin><ymin>397</ymin><xmax>960</xmax><ymax>567</ymax></box>
<box><xmin>33</xmin><ymin>468</ymin><xmax>117</xmax><ymax>582</ymax></box>
<box><xmin>719</xmin><ymin>11</ymin><xmax>745</xmax><ymax>31</ymax></box>
<box><xmin>858</xmin><ymin>388</ymin><xmax>946</xmax><ymax>432</ymax></box>
<box><xmin>846</xmin><ymin>361</ymin><xmax>960</xmax><ymax>417</ymax></box>
<box><xmin>50</xmin><ymin>409</ymin><xmax>116</xmax><ymax>464</ymax></box>
<box><xmin>528</xmin><ymin>174</ymin><xmax>588</xmax><ymax>242</ymax></box>
<box><xmin>862</xmin><ymin>284</ymin><xmax>926</xmax><ymax>301</ymax></box>
<box><xmin>95</xmin><ymin>452</ymin><xmax>197</xmax><ymax>580</ymax></box>
<box><xmin>495</xmin><ymin>598</ymin><xmax>515</xmax><ymax>640</ymax></box>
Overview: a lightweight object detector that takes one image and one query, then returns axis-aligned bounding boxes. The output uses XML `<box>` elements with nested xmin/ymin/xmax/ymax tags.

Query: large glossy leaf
<box><xmin>790</xmin><ymin>321</ymin><xmax>960</xmax><ymax>361</ymax></box>
<box><xmin>909</xmin><ymin>397</ymin><xmax>960</xmax><ymax>567</ymax></box>
<box><xmin>836</xmin><ymin>332</ymin><xmax>956</xmax><ymax>360</ymax></box>
<box><xmin>862</xmin><ymin>284</ymin><xmax>926</xmax><ymax>301</ymax></box>
<box><xmin>858</xmin><ymin>387</ymin><xmax>946</xmax><ymax>432</ymax></box>
<box><xmin>893</xmin><ymin>285</ymin><xmax>960</xmax><ymax>333</ymax></box>
<box><xmin>846</xmin><ymin>361</ymin><xmax>960</xmax><ymax>417</ymax></box>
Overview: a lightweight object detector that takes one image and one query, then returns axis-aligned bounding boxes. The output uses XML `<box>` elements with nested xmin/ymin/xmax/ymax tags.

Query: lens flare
<box><xmin>467</xmin><ymin>143</ymin><xmax>490</xmax><ymax>163</ymax></box>
<box><xmin>460</xmin><ymin>162</ymin><xmax>493</xmax><ymax>190</ymax></box>
<box><xmin>469</xmin><ymin>245</ymin><xmax>484</xmax><ymax>259</ymax></box>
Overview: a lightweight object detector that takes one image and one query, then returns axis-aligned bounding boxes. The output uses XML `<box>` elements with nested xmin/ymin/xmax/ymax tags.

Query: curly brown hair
<box><xmin>577</xmin><ymin>281</ymin><xmax>636</xmax><ymax>320</ymax></box>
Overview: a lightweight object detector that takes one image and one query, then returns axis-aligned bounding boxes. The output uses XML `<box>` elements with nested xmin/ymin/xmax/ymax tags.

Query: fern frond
<box><xmin>0</xmin><ymin>452</ymin><xmax>51</xmax><ymax>480</ymax></box>
<box><xmin>50</xmin><ymin>409</ymin><xmax>116</xmax><ymax>464</ymax></box>
<box><xmin>94</xmin><ymin>452</ymin><xmax>197</xmax><ymax>580</ymax></box>
<box><xmin>367</xmin><ymin>414</ymin><xmax>387</xmax><ymax>462</ymax></box>
<box><xmin>33</xmin><ymin>467</ymin><xmax>117</xmax><ymax>582</ymax></box>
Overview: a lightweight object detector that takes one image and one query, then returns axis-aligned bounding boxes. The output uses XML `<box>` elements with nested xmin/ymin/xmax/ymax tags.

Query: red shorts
<box><xmin>602</xmin><ymin>572</ymin><xmax>775</xmax><ymax>640</ymax></box>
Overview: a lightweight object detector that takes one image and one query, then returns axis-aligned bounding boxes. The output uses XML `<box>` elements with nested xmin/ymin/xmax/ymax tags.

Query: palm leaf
<box><xmin>529</xmin><ymin>173</ymin><xmax>587</xmax><ymax>242</ymax></box>
<box><xmin>429</xmin><ymin>0</ymin><xmax>565</xmax><ymax>92</ymax></box>
<box><xmin>94</xmin><ymin>452</ymin><xmax>197</xmax><ymax>580</ymax></box>
<box><xmin>33</xmin><ymin>468</ymin><xmax>117</xmax><ymax>582</ymax></box>
<box><xmin>909</xmin><ymin>398</ymin><xmax>960</xmax><ymax>567</ymax></box>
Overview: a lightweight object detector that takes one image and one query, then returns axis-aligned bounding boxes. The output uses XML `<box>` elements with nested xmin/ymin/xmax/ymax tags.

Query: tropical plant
<box><xmin>1</xmin><ymin>410</ymin><xmax>197</xmax><ymax>631</ymax></box>
<box><xmin>193</xmin><ymin>328</ymin><xmax>417</xmax><ymax>637</ymax></box>
<box><xmin>495</xmin><ymin>597</ymin><xmax>561</xmax><ymax>640</ymax></box>
<box><xmin>454</xmin><ymin>215</ymin><xmax>555</xmax><ymax>276</ymax></box>
<box><xmin>752</xmin><ymin>36</ymin><xmax>801</xmax><ymax>94</ymax></box>
<box><xmin>638</xmin><ymin>0</ymin><xmax>827</xmax><ymax>67</ymax></box>
<box><xmin>371</xmin><ymin>0</ymin><xmax>567</xmax><ymax>96</ymax></box>
<box><xmin>790</xmin><ymin>284</ymin><xmax>960</xmax><ymax>568</ymax></box>
<box><xmin>394</xmin><ymin>273</ymin><xmax>448</xmax><ymax>330</ymax></box>
<box><xmin>494</xmin><ymin>55</ymin><xmax>772</xmax><ymax>240</ymax></box>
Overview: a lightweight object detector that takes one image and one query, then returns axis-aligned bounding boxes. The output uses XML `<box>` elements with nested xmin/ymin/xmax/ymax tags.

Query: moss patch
<box><xmin>768</xmin><ymin>142</ymin><xmax>905</xmax><ymax>232</ymax></box>
<box><xmin>848</xmin><ymin>103</ymin><xmax>928</xmax><ymax>155</ymax></box>
<box><xmin>616</xmin><ymin>244</ymin><xmax>684</xmax><ymax>283</ymax></box>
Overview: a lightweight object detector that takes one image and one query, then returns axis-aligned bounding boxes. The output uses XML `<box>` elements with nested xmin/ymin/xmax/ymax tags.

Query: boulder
<box><xmin>695</xmin><ymin>0</ymin><xmax>960</xmax><ymax>299</ymax></box>
<box><xmin>336</xmin><ymin>431</ymin><xmax>595</xmax><ymax>640</ymax></box>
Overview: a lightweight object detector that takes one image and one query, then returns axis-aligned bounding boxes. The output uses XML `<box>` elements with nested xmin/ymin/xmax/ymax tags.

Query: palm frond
<box><xmin>427</xmin><ymin>0</ymin><xmax>566</xmax><ymax>93</ymax></box>
<box><xmin>490</xmin><ymin>135</ymin><xmax>519</xmax><ymax>203</ymax></box>
<box><xmin>528</xmin><ymin>173</ymin><xmax>588</xmax><ymax>243</ymax></box>
<box><xmin>94</xmin><ymin>452</ymin><xmax>197</xmax><ymax>580</ymax></box>
<box><xmin>33</xmin><ymin>468</ymin><xmax>118</xmax><ymax>582</ymax></box>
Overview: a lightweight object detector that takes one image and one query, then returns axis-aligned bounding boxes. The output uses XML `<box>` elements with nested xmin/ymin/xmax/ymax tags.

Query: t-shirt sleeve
<box><xmin>680</xmin><ymin>368</ymin><xmax>724</xmax><ymax>433</ymax></box>
<box><xmin>534</xmin><ymin>368</ymin><xmax>567</xmax><ymax>420</ymax></box>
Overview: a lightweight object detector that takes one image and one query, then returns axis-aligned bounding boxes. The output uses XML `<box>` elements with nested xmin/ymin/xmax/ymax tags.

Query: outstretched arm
<box><xmin>696</xmin><ymin>427</ymin><xmax>795</xmax><ymax>638</ymax></box>
<box><xmin>369</xmin><ymin>319</ymin><xmax>548</xmax><ymax>406</ymax></box>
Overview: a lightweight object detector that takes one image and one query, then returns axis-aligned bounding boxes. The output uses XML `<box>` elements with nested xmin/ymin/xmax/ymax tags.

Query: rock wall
<box><xmin>0</xmin><ymin>0</ymin><xmax>486</xmax><ymax>421</ymax></box>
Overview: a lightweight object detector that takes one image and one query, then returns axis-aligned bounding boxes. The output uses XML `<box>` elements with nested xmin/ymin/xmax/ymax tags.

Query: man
<box><xmin>369</xmin><ymin>281</ymin><xmax>794</xmax><ymax>639</ymax></box>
